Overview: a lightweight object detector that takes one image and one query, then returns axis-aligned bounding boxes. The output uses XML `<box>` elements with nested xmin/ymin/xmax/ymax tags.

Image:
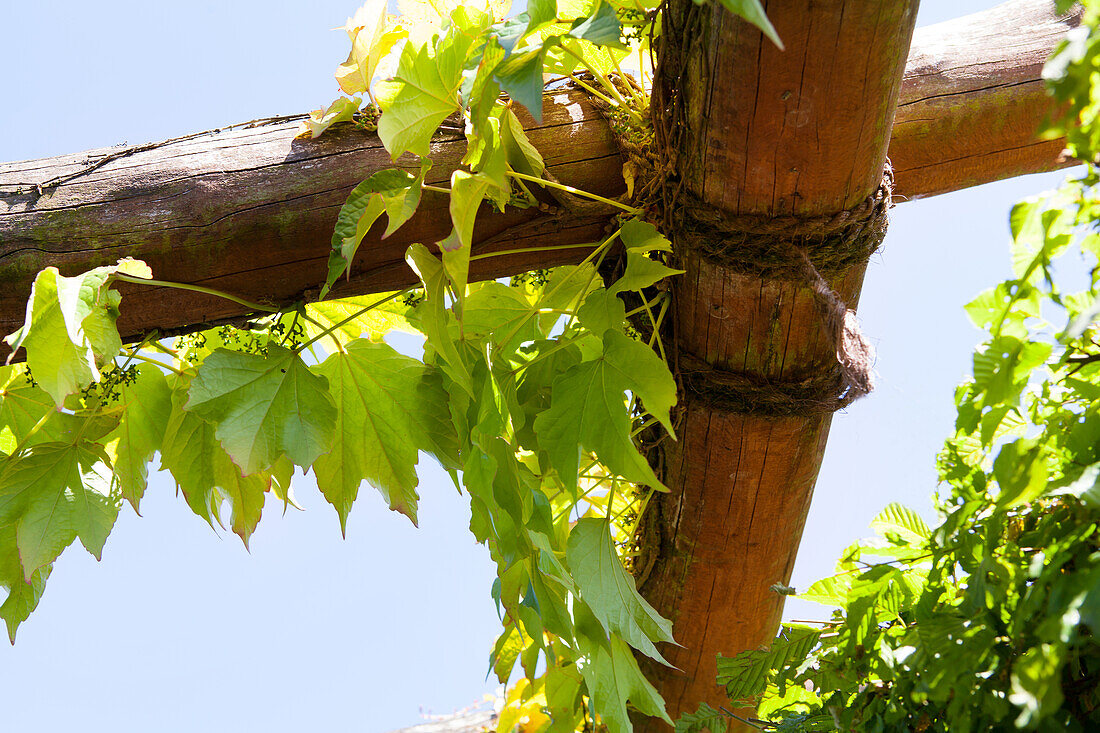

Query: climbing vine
<box><xmin>0</xmin><ymin>0</ymin><xmax>778</xmax><ymax>731</ymax></box>
<box><xmin>677</xmin><ymin>1</ymin><xmax>1100</xmax><ymax>730</ymax></box>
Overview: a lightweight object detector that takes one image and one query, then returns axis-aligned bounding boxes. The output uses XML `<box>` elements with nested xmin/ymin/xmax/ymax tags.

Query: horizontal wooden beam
<box><xmin>0</xmin><ymin>0</ymin><xmax>1079</xmax><ymax>354</ymax></box>
<box><xmin>891</xmin><ymin>0</ymin><xmax>1079</xmax><ymax>199</ymax></box>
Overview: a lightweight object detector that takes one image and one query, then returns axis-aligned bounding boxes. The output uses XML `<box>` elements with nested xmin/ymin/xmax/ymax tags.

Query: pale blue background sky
<box><xmin>0</xmin><ymin>2</ymin><xmax>1072</xmax><ymax>731</ymax></box>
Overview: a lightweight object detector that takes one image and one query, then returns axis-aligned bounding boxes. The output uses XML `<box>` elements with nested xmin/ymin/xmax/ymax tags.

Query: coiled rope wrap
<box><xmin>673</xmin><ymin>169</ymin><xmax>892</xmax><ymax>415</ymax></box>
<box><xmin>580</xmin><ymin>73</ymin><xmax>889</xmax><ymax>415</ymax></box>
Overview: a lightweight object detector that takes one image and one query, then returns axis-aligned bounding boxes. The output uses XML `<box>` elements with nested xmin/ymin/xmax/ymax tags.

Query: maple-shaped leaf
<box><xmin>184</xmin><ymin>346</ymin><xmax>337</xmax><ymax>475</ymax></box>
<box><xmin>406</xmin><ymin>244</ymin><xmax>473</xmax><ymax>393</ymax></box>
<box><xmin>335</xmin><ymin>0</ymin><xmax>407</xmax><ymax>99</ymax></box>
<box><xmin>161</xmin><ymin>386</ymin><xmax>278</xmax><ymax>546</ymax></box>
<box><xmin>440</xmin><ymin>170</ymin><xmax>493</xmax><ymax>295</ymax></box>
<box><xmin>4</xmin><ymin>266</ymin><xmax>125</xmax><ymax>406</ymax></box>
<box><xmin>493</xmin><ymin>48</ymin><xmax>546</xmax><ymax>122</ymax></box>
<box><xmin>582</xmin><ymin>636</ymin><xmax>672</xmax><ymax>733</ymax></box>
<box><xmin>533</xmin><ymin>331</ymin><xmax>676</xmax><ymax>490</ymax></box>
<box><xmin>102</xmin><ymin>364</ymin><xmax>172</xmax><ymax>511</ymax></box>
<box><xmin>376</xmin><ymin>16</ymin><xmax>481</xmax><ymax>159</ymax></box>
<box><xmin>0</xmin><ymin>442</ymin><xmax>120</xmax><ymax>580</ymax></box>
<box><xmin>460</xmin><ymin>282</ymin><xmax>542</xmax><ymax>354</ymax></box>
<box><xmin>304</xmin><ymin>292</ymin><xmax>417</xmax><ymax>345</ymax></box>
<box><xmin>567</xmin><ymin>518</ymin><xmax>675</xmax><ymax>664</ymax></box>
<box><xmin>0</xmin><ymin>368</ymin><xmax>64</xmax><ymax>455</ymax></box>
<box><xmin>324</xmin><ymin>166</ymin><xmax>427</xmax><ymax>295</ymax></box>
<box><xmin>300</xmin><ymin>95</ymin><xmax>361</xmax><ymax>139</ymax></box>
<box><xmin>313</xmin><ymin>339</ymin><xmax>453</xmax><ymax>532</ymax></box>
<box><xmin>576</xmin><ymin>288</ymin><xmax>627</xmax><ymax>337</ymax></box>
<box><xmin>0</xmin><ymin>524</ymin><xmax>51</xmax><ymax>643</ymax></box>
<box><xmin>610</xmin><ymin>251</ymin><xmax>684</xmax><ymax>293</ymax></box>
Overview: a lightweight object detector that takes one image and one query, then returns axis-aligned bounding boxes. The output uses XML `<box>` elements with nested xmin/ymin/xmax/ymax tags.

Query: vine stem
<box><xmin>559</xmin><ymin>46</ymin><xmax>641</xmax><ymax>123</ymax></box>
<box><xmin>296</xmin><ymin>309</ymin><xmax>345</xmax><ymax>353</ymax></box>
<box><xmin>494</xmin><ymin>227</ymin><xmax>621</xmax><ymax>350</ymax></box>
<box><xmin>10</xmin><ymin>409</ymin><xmax>54</xmax><ymax>458</ymax></box>
<box><xmin>508</xmin><ymin>335</ymin><xmax>579</xmax><ymax>377</ymax></box>
<box><xmin>505</xmin><ymin>171</ymin><xmax>639</xmax><ymax>214</ymax></box>
<box><xmin>296</xmin><ymin>290</ymin><xmax>409</xmax><ymax>352</ymax></box>
<box><xmin>112</xmin><ymin>273</ymin><xmax>279</xmax><ymax>313</ymax></box>
<box><xmin>127</xmin><ymin>351</ymin><xmax>186</xmax><ymax>376</ymax></box>
<box><xmin>422</xmin><ymin>184</ymin><xmax>451</xmax><ymax>194</ymax></box>
<box><xmin>468</xmin><ymin>242</ymin><xmax>596</xmax><ymax>262</ymax></box>
<box><xmin>564</xmin><ymin>72</ymin><xmax>620</xmax><ymax>110</ymax></box>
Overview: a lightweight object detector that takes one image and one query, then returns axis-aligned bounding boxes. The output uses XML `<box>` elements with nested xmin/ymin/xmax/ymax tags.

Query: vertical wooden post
<box><xmin>637</xmin><ymin>1</ymin><xmax>919</xmax><ymax>727</ymax></box>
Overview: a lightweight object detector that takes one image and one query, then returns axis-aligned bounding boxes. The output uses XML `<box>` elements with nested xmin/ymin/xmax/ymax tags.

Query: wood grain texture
<box><xmin>892</xmin><ymin>0</ymin><xmax>1081</xmax><ymax>199</ymax></box>
<box><xmin>635</xmin><ymin>1</ymin><xmax>918</xmax><ymax>729</ymax></box>
<box><xmin>0</xmin><ymin>0</ymin><xmax>1079</xmax><ymax>353</ymax></box>
<box><xmin>0</xmin><ymin>89</ymin><xmax>621</xmax><ymax>353</ymax></box>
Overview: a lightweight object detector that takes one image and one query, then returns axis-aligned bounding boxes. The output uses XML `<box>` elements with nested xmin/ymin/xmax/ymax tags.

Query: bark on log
<box><xmin>0</xmin><ymin>0</ymin><xmax>1078</xmax><ymax>356</ymax></box>
<box><xmin>634</xmin><ymin>0</ymin><xmax>918</xmax><ymax>730</ymax></box>
<box><xmin>891</xmin><ymin>0</ymin><xmax>1080</xmax><ymax>199</ymax></box>
<box><xmin>0</xmin><ymin>89</ymin><xmax>622</xmax><ymax>357</ymax></box>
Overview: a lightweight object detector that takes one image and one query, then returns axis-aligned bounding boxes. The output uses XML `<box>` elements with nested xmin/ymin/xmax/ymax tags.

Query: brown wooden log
<box><xmin>892</xmin><ymin>0</ymin><xmax>1080</xmax><ymax>199</ymax></box>
<box><xmin>634</xmin><ymin>1</ymin><xmax>918</xmax><ymax>730</ymax></box>
<box><xmin>0</xmin><ymin>89</ymin><xmax>622</xmax><ymax>356</ymax></box>
<box><xmin>0</xmin><ymin>0</ymin><xmax>1079</xmax><ymax>356</ymax></box>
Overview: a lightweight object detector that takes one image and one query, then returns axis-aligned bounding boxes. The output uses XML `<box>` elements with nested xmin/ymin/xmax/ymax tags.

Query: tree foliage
<box><xmin>685</xmin><ymin>2</ymin><xmax>1100</xmax><ymax>730</ymax></box>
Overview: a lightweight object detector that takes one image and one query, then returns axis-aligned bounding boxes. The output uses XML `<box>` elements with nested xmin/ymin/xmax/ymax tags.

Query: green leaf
<box><xmin>576</xmin><ymin>288</ymin><xmax>626</xmax><ymax>336</ymax></box>
<box><xmin>567</xmin><ymin>518</ymin><xmax>675</xmax><ymax>663</ymax></box>
<box><xmin>103</xmin><ymin>364</ymin><xmax>172</xmax><ymax>511</ymax></box>
<box><xmin>675</xmin><ymin>703</ymin><xmax>726</xmax><ymax>733</ymax></box>
<box><xmin>5</xmin><ymin>266</ymin><xmax>123</xmax><ymax>406</ymax></box>
<box><xmin>1009</xmin><ymin>644</ymin><xmax>1065</xmax><ymax>728</ymax></box>
<box><xmin>0</xmin><ymin>525</ymin><xmax>51</xmax><ymax>642</ymax></box>
<box><xmin>185</xmin><ymin>346</ymin><xmax>337</xmax><ymax>475</ymax></box>
<box><xmin>500</xmin><ymin>106</ymin><xmax>546</xmax><ymax>177</ymax></box>
<box><xmin>494</xmin><ymin>48</ymin><xmax>547</xmax><ymax>122</ymax></box>
<box><xmin>535</xmin><ymin>331</ymin><xmax>675</xmax><ymax>490</ymax></box>
<box><xmin>620</xmin><ymin>218</ymin><xmax>672</xmax><ymax>253</ymax></box>
<box><xmin>0</xmin><ymin>370</ymin><xmax>64</xmax><ymax>454</ymax></box>
<box><xmin>582</xmin><ymin>635</ymin><xmax>672</xmax><ymax>733</ymax></box>
<box><xmin>301</xmin><ymin>95</ymin><xmax>361</xmax><ymax>139</ymax></box>
<box><xmin>870</xmin><ymin>503</ymin><xmax>931</xmax><ymax>546</ymax></box>
<box><xmin>313</xmin><ymin>340</ymin><xmax>451</xmax><ymax>531</ymax></box>
<box><xmin>526</xmin><ymin>0</ymin><xmax>558</xmax><ymax>29</ymax></box>
<box><xmin>304</xmin><ymin>292</ymin><xmax>417</xmax><ymax>344</ymax></box>
<box><xmin>1060</xmin><ymin>462</ymin><xmax>1100</xmax><ymax>508</ymax></box>
<box><xmin>376</xmin><ymin>21</ymin><xmax>478</xmax><ymax>159</ymax></box>
<box><xmin>708</xmin><ymin>0</ymin><xmax>783</xmax><ymax>50</ymax></box>
<box><xmin>335</xmin><ymin>4</ymin><xmax>406</xmax><ymax>96</ymax></box>
<box><xmin>798</xmin><ymin>574</ymin><xmax>851</xmax><ymax>607</ymax></box>
<box><xmin>610</xmin><ymin>251</ymin><xmax>684</xmax><ymax>293</ymax></box>
<box><xmin>568</xmin><ymin>2</ymin><xmax>626</xmax><ymax>48</ymax></box>
<box><xmin>444</xmin><ymin>170</ymin><xmax>493</xmax><ymax>293</ymax></box>
<box><xmin>406</xmin><ymin>244</ymin><xmax>474</xmax><ymax>393</ymax></box>
<box><xmin>324</xmin><ymin>167</ymin><xmax>425</xmax><ymax>294</ymax></box>
<box><xmin>0</xmin><ymin>442</ymin><xmax>120</xmax><ymax>580</ymax></box>
<box><xmin>160</xmin><ymin>386</ymin><xmax>274</xmax><ymax>546</ymax></box>
<box><xmin>461</xmin><ymin>282</ymin><xmax>542</xmax><ymax>353</ymax></box>
<box><xmin>462</xmin><ymin>41</ymin><xmax>505</xmax><ymax>138</ymax></box>
<box><xmin>993</xmin><ymin>439</ymin><xmax>1049</xmax><ymax>509</ymax></box>
<box><xmin>716</xmin><ymin>625</ymin><xmax>822</xmax><ymax>702</ymax></box>
<box><xmin>491</xmin><ymin>623</ymin><xmax>526</xmax><ymax>684</ymax></box>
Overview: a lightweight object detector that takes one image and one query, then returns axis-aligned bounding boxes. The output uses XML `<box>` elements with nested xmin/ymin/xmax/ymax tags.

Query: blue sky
<box><xmin>0</xmin><ymin>2</ymin><xmax>1073</xmax><ymax>731</ymax></box>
